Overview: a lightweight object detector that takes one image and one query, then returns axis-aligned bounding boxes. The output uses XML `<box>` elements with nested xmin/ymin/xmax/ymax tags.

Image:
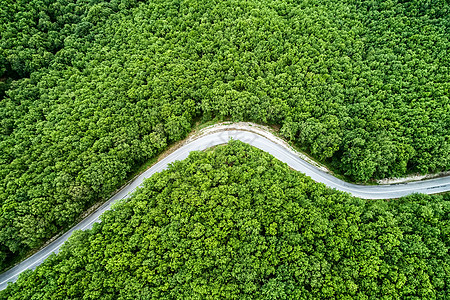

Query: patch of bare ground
<box><xmin>377</xmin><ymin>171</ymin><xmax>450</xmax><ymax>185</ymax></box>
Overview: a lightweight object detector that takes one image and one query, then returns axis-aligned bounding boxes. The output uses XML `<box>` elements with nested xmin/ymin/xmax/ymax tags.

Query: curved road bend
<box><xmin>1</xmin><ymin>130</ymin><xmax>449</xmax><ymax>290</ymax></box>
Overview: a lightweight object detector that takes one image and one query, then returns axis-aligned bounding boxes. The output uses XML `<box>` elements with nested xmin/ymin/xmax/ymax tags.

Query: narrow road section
<box><xmin>1</xmin><ymin>128</ymin><xmax>449</xmax><ymax>290</ymax></box>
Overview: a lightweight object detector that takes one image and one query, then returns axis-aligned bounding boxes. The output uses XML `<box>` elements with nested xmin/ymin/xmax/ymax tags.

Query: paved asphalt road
<box><xmin>1</xmin><ymin>130</ymin><xmax>449</xmax><ymax>290</ymax></box>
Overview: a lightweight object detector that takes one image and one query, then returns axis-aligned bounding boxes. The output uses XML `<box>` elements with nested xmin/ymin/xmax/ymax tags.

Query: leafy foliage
<box><xmin>2</xmin><ymin>141</ymin><xmax>449</xmax><ymax>299</ymax></box>
<box><xmin>0</xmin><ymin>0</ymin><xmax>449</xmax><ymax>268</ymax></box>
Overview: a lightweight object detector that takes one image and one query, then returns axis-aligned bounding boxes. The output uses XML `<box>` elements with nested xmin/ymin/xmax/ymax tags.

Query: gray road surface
<box><xmin>0</xmin><ymin>130</ymin><xmax>449</xmax><ymax>290</ymax></box>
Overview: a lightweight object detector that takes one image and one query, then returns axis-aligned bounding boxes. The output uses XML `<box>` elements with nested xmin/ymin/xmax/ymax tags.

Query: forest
<box><xmin>0</xmin><ymin>0</ymin><xmax>449</xmax><ymax>271</ymax></box>
<box><xmin>1</xmin><ymin>141</ymin><xmax>449</xmax><ymax>299</ymax></box>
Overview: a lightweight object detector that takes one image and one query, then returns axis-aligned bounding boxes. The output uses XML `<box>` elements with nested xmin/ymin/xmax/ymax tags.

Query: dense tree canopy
<box><xmin>0</xmin><ymin>0</ymin><xmax>449</xmax><ymax>268</ymax></box>
<box><xmin>1</xmin><ymin>141</ymin><xmax>449</xmax><ymax>299</ymax></box>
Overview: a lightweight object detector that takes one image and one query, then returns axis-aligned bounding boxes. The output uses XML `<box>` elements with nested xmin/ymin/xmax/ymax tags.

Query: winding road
<box><xmin>1</xmin><ymin>127</ymin><xmax>449</xmax><ymax>290</ymax></box>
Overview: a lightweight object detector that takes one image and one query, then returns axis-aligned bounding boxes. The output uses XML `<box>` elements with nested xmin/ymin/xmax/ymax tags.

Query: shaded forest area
<box><xmin>0</xmin><ymin>0</ymin><xmax>449</xmax><ymax>268</ymax></box>
<box><xmin>2</xmin><ymin>141</ymin><xmax>449</xmax><ymax>299</ymax></box>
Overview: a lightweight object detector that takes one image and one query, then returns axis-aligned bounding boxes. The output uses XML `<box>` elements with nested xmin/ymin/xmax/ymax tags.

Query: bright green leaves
<box><xmin>2</xmin><ymin>141</ymin><xmax>449</xmax><ymax>299</ymax></box>
<box><xmin>0</xmin><ymin>0</ymin><xmax>449</xmax><ymax>276</ymax></box>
